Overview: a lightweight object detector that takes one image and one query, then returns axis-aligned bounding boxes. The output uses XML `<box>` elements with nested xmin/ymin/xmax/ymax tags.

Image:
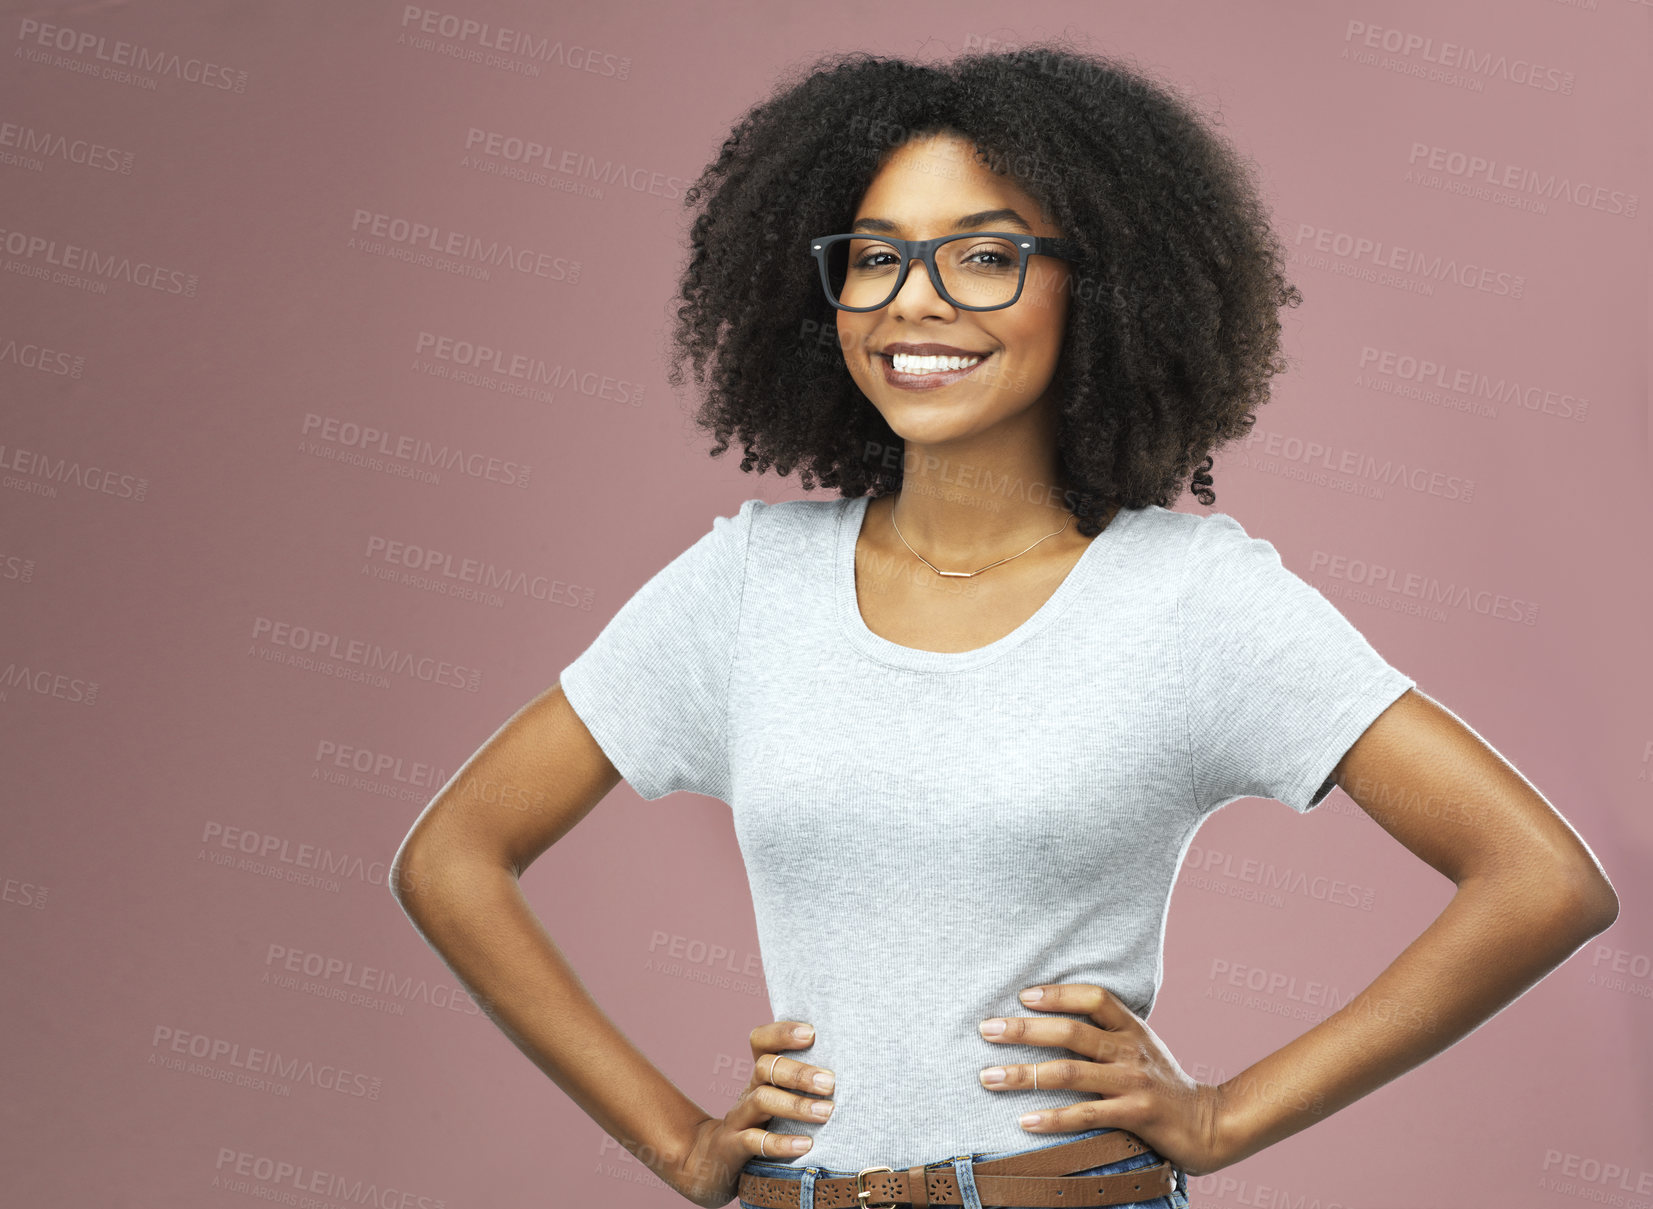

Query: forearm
<box><xmin>390</xmin><ymin>853</ymin><xmax>709</xmax><ymax>1180</ymax></box>
<box><xmin>1211</xmin><ymin>868</ymin><xmax>1615</xmax><ymax>1166</ymax></box>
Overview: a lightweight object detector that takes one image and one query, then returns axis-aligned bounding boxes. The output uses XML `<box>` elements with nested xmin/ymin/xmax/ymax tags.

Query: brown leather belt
<box><xmin>737</xmin><ymin>1128</ymin><xmax>1179</xmax><ymax>1208</ymax></box>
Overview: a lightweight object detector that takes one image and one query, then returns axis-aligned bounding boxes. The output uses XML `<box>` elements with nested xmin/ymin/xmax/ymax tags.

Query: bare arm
<box><xmin>388</xmin><ymin>684</ymin><xmax>708</xmax><ymax>1182</ymax></box>
<box><xmin>1210</xmin><ymin>687</ymin><xmax>1620</xmax><ymax>1164</ymax></box>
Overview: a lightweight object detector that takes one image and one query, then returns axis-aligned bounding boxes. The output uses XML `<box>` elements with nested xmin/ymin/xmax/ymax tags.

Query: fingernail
<box><xmin>1019</xmin><ymin>1113</ymin><xmax>1043</xmax><ymax>1127</ymax></box>
<box><xmin>980</xmin><ymin>1067</ymin><xmax>1006</xmax><ymax>1086</ymax></box>
<box><xmin>979</xmin><ymin>1018</ymin><xmax>1006</xmax><ymax>1036</ymax></box>
<box><xmin>812</xmin><ymin>1072</ymin><xmax>834</xmax><ymax>1092</ymax></box>
<box><xmin>792</xmin><ymin>1138</ymin><xmax>812</xmax><ymax>1152</ymax></box>
<box><xmin>1020</xmin><ymin>988</ymin><xmax>1044</xmax><ymax>1002</ymax></box>
<box><xmin>792</xmin><ymin>1025</ymin><xmax>814</xmax><ymax>1040</ymax></box>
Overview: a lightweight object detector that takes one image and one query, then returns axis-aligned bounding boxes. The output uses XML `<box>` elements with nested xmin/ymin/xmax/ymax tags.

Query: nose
<box><xmin>888</xmin><ymin>251</ymin><xmax>954</xmax><ymax>315</ymax></box>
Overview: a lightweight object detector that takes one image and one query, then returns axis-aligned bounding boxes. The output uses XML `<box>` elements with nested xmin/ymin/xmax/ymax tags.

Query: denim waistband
<box><xmin>739</xmin><ymin>1126</ymin><xmax>1188</xmax><ymax>1208</ymax></box>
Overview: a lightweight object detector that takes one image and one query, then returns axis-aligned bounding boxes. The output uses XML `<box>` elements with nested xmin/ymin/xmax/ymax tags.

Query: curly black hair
<box><xmin>666</xmin><ymin>38</ymin><xmax>1302</xmax><ymax>536</ymax></box>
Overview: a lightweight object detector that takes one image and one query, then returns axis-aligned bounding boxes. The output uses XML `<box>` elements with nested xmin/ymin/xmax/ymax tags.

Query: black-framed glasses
<box><xmin>808</xmin><ymin>231</ymin><xmax>1084</xmax><ymax>312</ymax></box>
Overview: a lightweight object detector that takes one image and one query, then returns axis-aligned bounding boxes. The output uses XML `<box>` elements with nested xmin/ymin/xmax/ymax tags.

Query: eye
<box><xmin>851</xmin><ymin>249</ymin><xmax>899</xmax><ymax>270</ymax></box>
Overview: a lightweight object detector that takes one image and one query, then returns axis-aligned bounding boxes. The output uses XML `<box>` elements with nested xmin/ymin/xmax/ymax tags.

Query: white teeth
<box><xmin>890</xmin><ymin>352</ymin><xmax>984</xmax><ymax>374</ymax></box>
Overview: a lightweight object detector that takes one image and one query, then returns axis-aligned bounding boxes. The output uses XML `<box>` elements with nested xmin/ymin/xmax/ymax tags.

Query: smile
<box><xmin>891</xmin><ymin>352</ymin><xmax>982</xmax><ymax>373</ymax></box>
<box><xmin>878</xmin><ymin>351</ymin><xmax>992</xmax><ymax>391</ymax></box>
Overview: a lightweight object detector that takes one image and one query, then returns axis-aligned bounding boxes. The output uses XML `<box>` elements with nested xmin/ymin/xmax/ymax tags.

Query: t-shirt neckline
<box><xmin>834</xmin><ymin>493</ymin><xmax>1137</xmax><ymax>672</ymax></box>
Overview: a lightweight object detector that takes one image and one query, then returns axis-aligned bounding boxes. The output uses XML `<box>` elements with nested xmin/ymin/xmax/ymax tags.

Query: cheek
<box><xmin>836</xmin><ymin>314</ymin><xmax>863</xmax><ymax>361</ymax></box>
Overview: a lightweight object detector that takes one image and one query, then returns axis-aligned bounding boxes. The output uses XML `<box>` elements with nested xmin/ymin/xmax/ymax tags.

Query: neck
<box><xmin>885</xmin><ymin>454</ymin><xmax>1083</xmax><ymax>566</ymax></box>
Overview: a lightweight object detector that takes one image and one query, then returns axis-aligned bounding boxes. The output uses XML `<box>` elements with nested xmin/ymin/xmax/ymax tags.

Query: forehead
<box><xmin>853</xmin><ymin>132</ymin><xmax>1045</xmax><ymax>226</ymax></box>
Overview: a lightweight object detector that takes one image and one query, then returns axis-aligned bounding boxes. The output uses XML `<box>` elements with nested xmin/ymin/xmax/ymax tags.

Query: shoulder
<box><xmin>678</xmin><ymin>496</ymin><xmax>845</xmax><ymax>587</ymax></box>
<box><xmin>1171</xmin><ymin>508</ymin><xmax>1281</xmax><ymax>573</ymax></box>
<box><xmin>1109</xmin><ymin>503</ymin><xmax>1240</xmax><ymax>576</ymax></box>
<box><xmin>1173</xmin><ymin>507</ymin><xmax>1258</xmax><ymax>545</ymax></box>
<box><xmin>717</xmin><ymin>495</ymin><xmax>844</xmax><ymax>527</ymax></box>
<box><xmin>1146</xmin><ymin>507</ymin><xmax>1296</xmax><ymax>617</ymax></box>
<box><xmin>729</xmin><ymin>493</ymin><xmax>848</xmax><ymax>554</ymax></box>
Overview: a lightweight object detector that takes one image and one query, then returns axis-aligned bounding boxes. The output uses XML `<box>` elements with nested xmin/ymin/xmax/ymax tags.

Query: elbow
<box><xmin>388</xmin><ymin>838</ymin><xmax>427</xmax><ymax>907</ymax></box>
<box><xmin>1553</xmin><ymin>863</ymin><xmax>1619</xmax><ymax>938</ymax></box>
<box><xmin>1578</xmin><ymin>880</ymin><xmax>1619</xmax><ymax>935</ymax></box>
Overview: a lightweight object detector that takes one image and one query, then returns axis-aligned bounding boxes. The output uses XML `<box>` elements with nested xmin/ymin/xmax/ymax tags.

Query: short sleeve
<box><xmin>1178</xmin><ymin>513</ymin><xmax>1415</xmax><ymax>814</ymax></box>
<box><xmin>556</xmin><ymin>498</ymin><xmax>761</xmax><ymax>802</ymax></box>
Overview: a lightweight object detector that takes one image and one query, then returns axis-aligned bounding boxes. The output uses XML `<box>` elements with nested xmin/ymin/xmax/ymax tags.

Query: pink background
<box><xmin>2</xmin><ymin>2</ymin><xmax>1649</xmax><ymax>1207</ymax></box>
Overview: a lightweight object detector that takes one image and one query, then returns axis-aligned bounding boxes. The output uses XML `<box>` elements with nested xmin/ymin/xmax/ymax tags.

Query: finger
<box><xmin>742</xmin><ymin>1124</ymin><xmax>814</xmax><ymax>1159</ymax></box>
<box><xmin>737</xmin><ymin>1081</ymin><xmax>837</xmax><ymax>1128</ymax></box>
<box><xmin>749</xmin><ymin>1020</ymin><xmax>816</xmax><ymax>1063</ymax></box>
<box><xmin>979</xmin><ymin>1055</ymin><xmax>1128</xmax><ymax>1096</ymax></box>
<box><xmin>1015</xmin><ymin>1098</ymin><xmax>1123</xmax><ymax>1134</ymax></box>
<box><xmin>750</xmin><ymin>1052</ymin><xmax>836</xmax><ymax>1096</ymax></box>
<box><xmin>980</xmin><ymin>1013</ymin><xmax>1112</xmax><ymax>1061</ymax></box>
<box><xmin>1016</xmin><ymin>983</ymin><xmax>1140</xmax><ymax>1030</ymax></box>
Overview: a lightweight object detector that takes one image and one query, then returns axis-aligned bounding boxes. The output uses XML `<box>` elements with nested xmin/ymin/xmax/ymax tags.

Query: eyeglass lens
<box><xmin>824</xmin><ymin>235</ymin><xmax>1023</xmax><ymax>309</ymax></box>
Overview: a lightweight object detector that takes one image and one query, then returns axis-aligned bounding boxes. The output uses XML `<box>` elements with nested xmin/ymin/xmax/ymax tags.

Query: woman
<box><xmin>389</xmin><ymin>43</ymin><xmax>1619</xmax><ymax>1209</ymax></box>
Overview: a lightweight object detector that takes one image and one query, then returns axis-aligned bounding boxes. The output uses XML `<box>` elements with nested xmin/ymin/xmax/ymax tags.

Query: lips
<box><xmin>877</xmin><ymin>349</ymin><xmax>992</xmax><ymax>391</ymax></box>
<box><xmin>881</xmin><ymin>343</ymin><xmax>992</xmax><ymax>358</ymax></box>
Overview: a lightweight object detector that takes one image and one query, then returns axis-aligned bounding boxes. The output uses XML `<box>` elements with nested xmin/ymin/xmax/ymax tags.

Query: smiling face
<box><xmin>835</xmin><ymin>130</ymin><xmax>1073</xmax><ymax>456</ymax></box>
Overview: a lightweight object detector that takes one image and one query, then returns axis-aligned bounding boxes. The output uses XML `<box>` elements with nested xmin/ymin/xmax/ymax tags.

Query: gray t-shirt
<box><xmin>558</xmin><ymin>493</ymin><xmax>1414</xmax><ymax>1173</ymax></box>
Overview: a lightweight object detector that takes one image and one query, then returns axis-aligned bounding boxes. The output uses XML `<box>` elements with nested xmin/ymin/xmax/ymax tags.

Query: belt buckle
<box><xmin>855</xmin><ymin>1164</ymin><xmax>896</xmax><ymax>1209</ymax></box>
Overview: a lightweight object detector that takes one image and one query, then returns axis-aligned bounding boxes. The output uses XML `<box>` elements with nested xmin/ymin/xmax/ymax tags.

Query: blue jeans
<box><xmin>738</xmin><ymin>1126</ymin><xmax>1190</xmax><ymax>1209</ymax></box>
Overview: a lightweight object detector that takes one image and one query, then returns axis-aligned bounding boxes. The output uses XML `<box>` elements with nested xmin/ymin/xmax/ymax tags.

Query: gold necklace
<box><xmin>889</xmin><ymin>497</ymin><xmax>1075</xmax><ymax>578</ymax></box>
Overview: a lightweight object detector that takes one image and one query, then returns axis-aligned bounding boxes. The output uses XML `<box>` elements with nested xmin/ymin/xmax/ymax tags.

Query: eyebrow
<box><xmin>850</xmin><ymin>207</ymin><xmax>1035</xmax><ymax>235</ymax></box>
